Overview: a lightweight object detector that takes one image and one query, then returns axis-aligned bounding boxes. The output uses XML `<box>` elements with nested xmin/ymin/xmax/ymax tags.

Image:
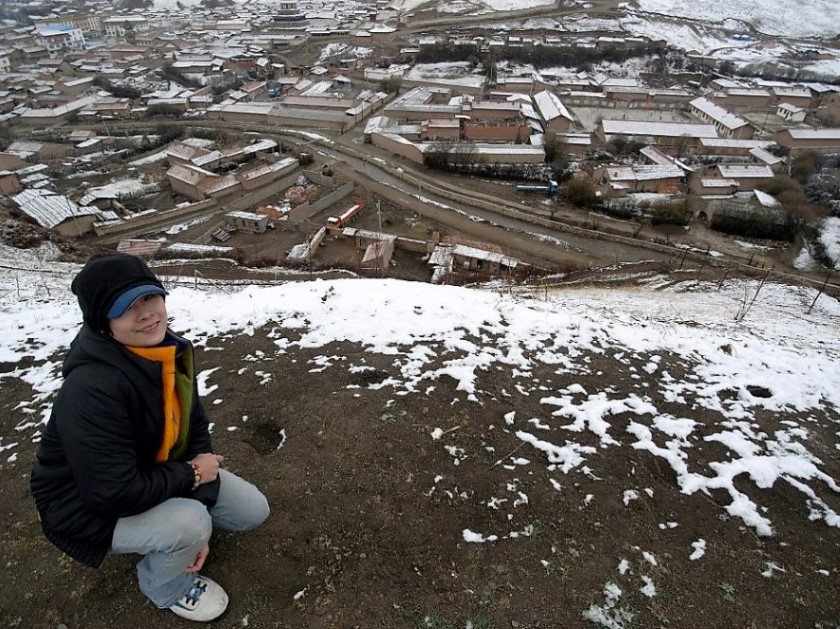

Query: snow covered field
<box><xmin>634</xmin><ymin>0</ymin><xmax>840</xmax><ymax>39</ymax></box>
<box><xmin>148</xmin><ymin>0</ymin><xmax>840</xmax><ymax>77</ymax></box>
<box><xmin>3</xmin><ymin>243</ymin><xmax>839</xmax><ymax>536</ymax></box>
<box><xmin>2</xmin><ymin>243</ymin><xmax>839</xmax><ymax>624</ymax></box>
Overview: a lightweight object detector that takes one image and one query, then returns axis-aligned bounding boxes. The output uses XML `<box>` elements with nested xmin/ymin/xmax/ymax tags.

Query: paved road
<box><xmin>317</xmin><ymin>143</ymin><xmax>669</xmax><ymax>269</ymax></box>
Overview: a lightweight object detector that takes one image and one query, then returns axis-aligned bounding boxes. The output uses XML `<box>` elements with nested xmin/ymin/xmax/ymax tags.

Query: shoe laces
<box><xmin>181</xmin><ymin>578</ymin><xmax>208</xmax><ymax>608</ymax></box>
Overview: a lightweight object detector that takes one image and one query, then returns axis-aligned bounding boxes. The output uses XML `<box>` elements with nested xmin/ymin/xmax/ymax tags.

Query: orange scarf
<box><xmin>127</xmin><ymin>344</ymin><xmax>181</xmax><ymax>463</ymax></box>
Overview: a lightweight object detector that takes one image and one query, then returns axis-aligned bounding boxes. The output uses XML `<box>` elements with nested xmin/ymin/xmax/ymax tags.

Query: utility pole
<box><xmin>376</xmin><ymin>198</ymin><xmax>383</xmax><ymax>277</ymax></box>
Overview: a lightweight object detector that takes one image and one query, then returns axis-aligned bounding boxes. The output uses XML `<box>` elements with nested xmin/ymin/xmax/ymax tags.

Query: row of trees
<box><xmin>423</xmin><ymin>136</ymin><xmax>831</xmax><ymax>246</ymax></box>
<box><xmin>423</xmin><ymin>141</ymin><xmax>553</xmax><ymax>182</ymax></box>
<box><xmin>415</xmin><ymin>41</ymin><xmax>664</xmax><ymax>71</ymax></box>
<box><xmin>159</xmin><ymin>62</ymin><xmax>203</xmax><ymax>90</ymax></box>
<box><xmin>93</xmin><ymin>77</ymin><xmax>142</xmax><ymax>100</ymax></box>
<box><xmin>710</xmin><ymin>203</ymin><xmax>801</xmax><ymax>241</ymax></box>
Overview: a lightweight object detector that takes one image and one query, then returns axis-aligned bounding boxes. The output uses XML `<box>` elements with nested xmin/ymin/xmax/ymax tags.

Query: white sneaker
<box><xmin>169</xmin><ymin>575</ymin><xmax>229</xmax><ymax>622</ymax></box>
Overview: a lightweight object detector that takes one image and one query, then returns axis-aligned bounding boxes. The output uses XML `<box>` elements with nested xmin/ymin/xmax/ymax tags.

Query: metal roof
<box><xmin>602</xmin><ymin>119</ymin><xmax>718</xmax><ymax>138</ymax></box>
<box><xmin>716</xmin><ymin>164</ymin><xmax>774</xmax><ymax>178</ymax></box>
<box><xmin>690</xmin><ymin>97</ymin><xmax>748</xmax><ymax>130</ymax></box>
<box><xmin>12</xmin><ymin>189</ymin><xmax>98</xmax><ymax>229</ymax></box>
<box><xmin>533</xmin><ymin>89</ymin><xmax>572</xmax><ymax>122</ymax></box>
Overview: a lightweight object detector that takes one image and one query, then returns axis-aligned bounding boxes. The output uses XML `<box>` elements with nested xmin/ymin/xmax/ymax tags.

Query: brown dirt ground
<box><xmin>4</xmin><ymin>4</ymin><xmax>839</xmax><ymax>624</ymax></box>
<box><xmin>1</xmin><ymin>269</ymin><xmax>839</xmax><ymax>629</ymax></box>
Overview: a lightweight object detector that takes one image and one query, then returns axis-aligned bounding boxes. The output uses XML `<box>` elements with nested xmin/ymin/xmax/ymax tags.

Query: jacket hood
<box><xmin>71</xmin><ymin>253</ymin><xmax>165</xmax><ymax>333</ymax></box>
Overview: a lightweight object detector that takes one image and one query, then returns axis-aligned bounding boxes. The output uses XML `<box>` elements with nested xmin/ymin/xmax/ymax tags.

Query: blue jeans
<box><xmin>110</xmin><ymin>469</ymin><xmax>269</xmax><ymax>608</ymax></box>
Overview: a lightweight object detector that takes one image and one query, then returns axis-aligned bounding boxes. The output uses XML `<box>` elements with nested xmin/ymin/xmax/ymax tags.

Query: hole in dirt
<box><xmin>351</xmin><ymin>369</ymin><xmax>390</xmax><ymax>386</ymax></box>
<box><xmin>243</xmin><ymin>419</ymin><xmax>285</xmax><ymax>455</ymax></box>
<box><xmin>746</xmin><ymin>385</ymin><xmax>772</xmax><ymax>398</ymax></box>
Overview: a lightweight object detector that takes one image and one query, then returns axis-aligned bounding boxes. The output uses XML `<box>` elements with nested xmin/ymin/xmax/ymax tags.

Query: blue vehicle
<box><xmin>515</xmin><ymin>180</ymin><xmax>559</xmax><ymax>195</ymax></box>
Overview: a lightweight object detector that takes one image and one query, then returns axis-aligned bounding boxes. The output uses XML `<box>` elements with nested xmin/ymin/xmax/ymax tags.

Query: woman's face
<box><xmin>108</xmin><ymin>294</ymin><xmax>168</xmax><ymax>347</ymax></box>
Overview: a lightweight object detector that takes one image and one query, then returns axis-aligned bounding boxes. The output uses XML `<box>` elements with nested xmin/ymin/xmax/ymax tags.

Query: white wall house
<box><xmin>690</xmin><ymin>96</ymin><xmax>754</xmax><ymax>140</ymax></box>
<box><xmin>34</xmin><ymin>26</ymin><xmax>85</xmax><ymax>54</ymax></box>
<box><xmin>776</xmin><ymin>102</ymin><xmax>806</xmax><ymax>123</ymax></box>
<box><xmin>103</xmin><ymin>16</ymin><xmax>150</xmax><ymax>41</ymax></box>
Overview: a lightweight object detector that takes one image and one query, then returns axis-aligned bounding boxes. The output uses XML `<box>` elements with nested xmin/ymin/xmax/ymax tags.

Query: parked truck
<box><xmin>327</xmin><ymin>202</ymin><xmax>366</xmax><ymax>229</ymax></box>
<box><xmin>515</xmin><ymin>180</ymin><xmax>559</xmax><ymax>196</ymax></box>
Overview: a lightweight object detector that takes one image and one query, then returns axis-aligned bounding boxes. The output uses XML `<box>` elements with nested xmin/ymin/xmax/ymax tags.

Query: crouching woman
<box><xmin>30</xmin><ymin>253</ymin><xmax>269</xmax><ymax>623</ymax></box>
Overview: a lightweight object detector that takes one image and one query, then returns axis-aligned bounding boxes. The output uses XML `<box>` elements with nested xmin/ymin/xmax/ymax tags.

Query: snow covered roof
<box><xmin>711</xmin><ymin>78</ymin><xmax>744</xmax><ymax>89</ymax></box>
<box><xmin>469</xmin><ymin>100</ymin><xmax>521</xmax><ymax>113</ymax></box>
<box><xmin>604</xmin><ymin>164</ymin><xmax>685</xmax><ymax>181</ymax></box>
<box><xmin>700</xmin><ymin>178</ymin><xmax>739</xmax><ymax>187</ymax></box>
<box><xmin>639</xmin><ymin>145</ymin><xmax>673</xmax><ymax>166</ymax></box>
<box><xmin>192</xmin><ymin>150</ymin><xmax>222</xmax><ymax>167</ymax></box>
<box><xmin>556</xmin><ymin>133</ymin><xmax>592</xmax><ymax>145</ymax></box>
<box><xmin>6</xmin><ymin>141</ymin><xmax>42</xmax><ymax>157</ymax></box>
<box><xmin>771</xmin><ymin>86</ymin><xmax>811</xmax><ymax>97</ymax></box>
<box><xmin>243</xmin><ymin>139</ymin><xmax>278</xmax><ymax>154</ymax></box>
<box><xmin>532</xmin><ymin>89</ymin><xmax>572</xmax><ymax>123</ymax></box>
<box><xmin>749</xmin><ymin>147</ymin><xmax>782</xmax><ymax>164</ymax></box>
<box><xmin>208</xmin><ymin>103</ymin><xmax>274</xmax><ymax>115</ymax></box>
<box><xmin>76</xmin><ymin>138</ymin><xmax>102</xmax><ymax>149</ymax></box>
<box><xmin>225</xmin><ymin>210</ymin><xmax>266</xmax><ymax>221</ymax></box>
<box><xmin>753</xmin><ymin>189</ymin><xmax>781</xmax><ymax>207</ymax></box>
<box><xmin>12</xmin><ymin>189</ymin><xmax>98</xmax><ymax>229</ymax></box>
<box><xmin>784</xmin><ymin>128</ymin><xmax>840</xmax><ymax>140</ymax></box>
<box><xmin>426</xmin><ymin>118</ymin><xmax>459</xmax><ymax>128</ymax></box>
<box><xmin>166</xmin><ymin>243</ymin><xmax>234</xmax><ymax>254</ymax></box>
<box><xmin>167</xmin><ymin>163</ymin><xmax>214</xmax><ymax>185</ymax></box>
<box><xmin>602</xmin><ymin>120</ymin><xmax>718</xmax><ymax>138</ymax></box>
<box><xmin>166</xmin><ymin>143</ymin><xmax>202</xmax><ymax>162</ymax></box>
<box><xmin>690</xmin><ymin>97</ymin><xmax>749</xmax><ymax>130</ymax></box>
<box><xmin>19</xmin><ymin>96</ymin><xmax>97</xmax><ymax>119</ymax></box>
<box><xmin>450</xmin><ymin>243</ymin><xmax>517</xmax><ymax>268</ymax></box>
<box><xmin>699</xmin><ymin>138</ymin><xmax>774</xmax><ymax>149</ymax></box>
<box><xmin>724</xmin><ymin>88</ymin><xmax>770</xmax><ymax>97</ymax></box>
<box><xmin>777</xmin><ymin>102</ymin><xmax>805</xmax><ymax>114</ymax></box>
<box><xmin>198</xmin><ymin>173</ymin><xmax>238</xmax><ymax>194</ymax></box>
<box><xmin>716</xmin><ymin>164</ymin><xmax>774</xmax><ymax>178</ymax></box>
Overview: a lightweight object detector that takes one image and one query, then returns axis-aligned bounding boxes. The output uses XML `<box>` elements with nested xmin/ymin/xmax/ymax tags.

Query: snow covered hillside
<box><xmin>2</xmin><ymin>243</ymin><xmax>839</xmax><ymax>626</ymax></box>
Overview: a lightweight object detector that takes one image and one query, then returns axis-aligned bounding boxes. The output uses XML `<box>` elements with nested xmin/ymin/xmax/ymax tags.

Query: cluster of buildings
<box><xmin>361</xmin><ymin>59</ymin><xmax>840</xmax><ymax>208</ymax></box>
<box><xmin>1</xmin><ymin>130</ymin><xmax>300</xmax><ymax>239</ymax></box>
<box><xmin>0</xmin><ymin>1</ymin><xmax>839</xmax><ymax>270</ymax></box>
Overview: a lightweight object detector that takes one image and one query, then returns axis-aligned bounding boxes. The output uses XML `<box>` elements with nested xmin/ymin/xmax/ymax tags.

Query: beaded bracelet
<box><xmin>189</xmin><ymin>462</ymin><xmax>201</xmax><ymax>491</ymax></box>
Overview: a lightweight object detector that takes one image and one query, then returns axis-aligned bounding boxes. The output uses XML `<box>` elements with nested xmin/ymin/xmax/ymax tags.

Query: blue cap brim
<box><xmin>107</xmin><ymin>285</ymin><xmax>167</xmax><ymax>319</ymax></box>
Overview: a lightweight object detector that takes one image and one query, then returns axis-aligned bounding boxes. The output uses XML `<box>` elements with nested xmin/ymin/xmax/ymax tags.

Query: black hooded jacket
<box><xmin>30</xmin><ymin>325</ymin><xmax>220</xmax><ymax>568</ymax></box>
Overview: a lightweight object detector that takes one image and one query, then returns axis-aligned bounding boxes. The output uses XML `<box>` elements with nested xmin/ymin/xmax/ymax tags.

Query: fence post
<box><xmin>807</xmin><ymin>271</ymin><xmax>832</xmax><ymax>314</ymax></box>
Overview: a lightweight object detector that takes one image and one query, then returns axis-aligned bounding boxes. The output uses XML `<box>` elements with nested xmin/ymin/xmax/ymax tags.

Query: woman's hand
<box><xmin>185</xmin><ymin>543</ymin><xmax>209</xmax><ymax>573</ymax></box>
<box><xmin>189</xmin><ymin>453</ymin><xmax>225</xmax><ymax>484</ymax></box>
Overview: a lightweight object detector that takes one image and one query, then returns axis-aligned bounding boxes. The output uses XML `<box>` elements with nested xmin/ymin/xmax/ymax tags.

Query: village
<box><xmin>3</xmin><ymin>3</ymin><xmax>840</xmax><ymax>627</ymax></box>
<box><xmin>0</xmin><ymin>0</ymin><xmax>839</xmax><ymax>284</ymax></box>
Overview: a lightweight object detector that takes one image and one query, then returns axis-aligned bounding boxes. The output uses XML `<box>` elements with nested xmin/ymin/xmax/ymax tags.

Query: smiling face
<box><xmin>108</xmin><ymin>293</ymin><xmax>168</xmax><ymax>347</ymax></box>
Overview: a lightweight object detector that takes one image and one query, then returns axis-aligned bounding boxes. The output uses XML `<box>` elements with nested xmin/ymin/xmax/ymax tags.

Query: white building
<box><xmin>103</xmin><ymin>16</ymin><xmax>150</xmax><ymax>41</ymax></box>
<box><xmin>689</xmin><ymin>96</ymin><xmax>753</xmax><ymax>140</ymax></box>
<box><xmin>776</xmin><ymin>102</ymin><xmax>807</xmax><ymax>123</ymax></box>
<box><xmin>34</xmin><ymin>26</ymin><xmax>85</xmax><ymax>54</ymax></box>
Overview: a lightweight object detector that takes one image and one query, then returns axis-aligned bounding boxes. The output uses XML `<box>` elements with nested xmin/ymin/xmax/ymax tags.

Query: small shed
<box><xmin>776</xmin><ymin>102</ymin><xmax>806</xmax><ymax>123</ymax></box>
<box><xmin>116</xmin><ymin>239</ymin><xmax>164</xmax><ymax>257</ymax></box>
<box><xmin>0</xmin><ymin>171</ymin><xmax>22</xmax><ymax>195</ymax></box>
<box><xmin>225</xmin><ymin>210</ymin><xmax>269</xmax><ymax>234</ymax></box>
<box><xmin>361</xmin><ymin>236</ymin><xmax>396</xmax><ymax>271</ymax></box>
